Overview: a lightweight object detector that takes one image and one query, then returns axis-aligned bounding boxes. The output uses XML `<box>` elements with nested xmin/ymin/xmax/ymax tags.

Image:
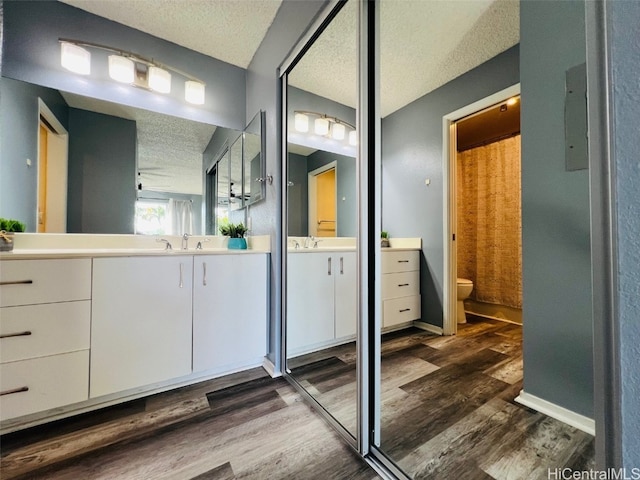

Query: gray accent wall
<box><xmin>608</xmin><ymin>0</ymin><xmax>640</xmax><ymax>466</ymax></box>
<box><xmin>520</xmin><ymin>1</ymin><xmax>593</xmax><ymax>417</ymax></box>
<box><xmin>67</xmin><ymin>108</ymin><xmax>136</xmax><ymax>234</ymax></box>
<box><xmin>287</xmin><ymin>152</ymin><xmax>309</xmax><ymax>237</ymax></box>
<box><xmin>2</xmin><ymin>1</ymin><xmax>245</xmax><ymax>130</ymax></box>
<box><xmin>245</xmin><ymin>0</ymin><xmax>329</xmax><ymax>367</ymax></box>
<box><xmin>0</xmin><ymin>78</ymin><xmax>69</xmax><ymax>231</ymax></box>
<box><xmin>381</xmin><ymin>45</ymin><xmax>519</xmax><ymax>329</ymax></box>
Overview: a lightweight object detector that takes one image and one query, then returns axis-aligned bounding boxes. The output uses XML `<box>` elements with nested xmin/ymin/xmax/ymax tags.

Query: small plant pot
<box><xmin>0</xmin><ymin>232</ymin><xmax>15</xmax><ymax>252</ymax></box>
<box><xmin>227</xmin><ymin>238</ymin><xmax>247</xmax><ymax>250</ymax></box>
<box><xmin>381</xmin><ymin>238</ymin><xmax>390</xmax><ymax>248</ymax></box>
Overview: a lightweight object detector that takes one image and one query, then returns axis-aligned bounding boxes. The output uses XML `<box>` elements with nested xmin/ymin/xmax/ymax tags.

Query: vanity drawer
<box><xmin>382</xmin><ymin>271</ymin><xmax>420</xmax><ymax>300</ymax></box>
<box><xmin>0</xmin><ymin>301</ymin><xmax>91</xmax><ymax>363</ymax></box>
<box><xmin>382</xmin><ymin>251</ymin><xmax>419</xmax><ymax>274</ymax></box>
<box><xmin>0</xmin><ymin>259</ymin><xmax>91</xmax><ymax>307</ymax></box>
<box><xmin>383</xmin><ymin>295</ymin><xmax>421</xmax><ymax>327</ymax></box>
<box><xmin>0</xmin><ymin>350</ymin><xmax>89</xmax><ymax>421</ymax></box>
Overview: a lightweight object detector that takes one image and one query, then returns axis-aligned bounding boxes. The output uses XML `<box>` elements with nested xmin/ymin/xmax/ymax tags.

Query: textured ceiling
<box><xmin>62</xmin><ymin>92</ymin><xmax>217</xmax><ymax>195</ymax></box>
<box><xmin>60</xmin><ymin>0</ymin><xmax>282</xmax><ymax>68</ymax></box>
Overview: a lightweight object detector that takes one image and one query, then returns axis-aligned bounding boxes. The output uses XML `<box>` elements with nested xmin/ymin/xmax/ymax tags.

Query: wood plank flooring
<box><xmin>290</xmin><ymin>316</ymin><xmax>595</xmax><ymax>480</ymax></box>
<box><xmin>0</xmin><ymin>369</ymin><xmax>378</xmax><ymax>480</ymax></box>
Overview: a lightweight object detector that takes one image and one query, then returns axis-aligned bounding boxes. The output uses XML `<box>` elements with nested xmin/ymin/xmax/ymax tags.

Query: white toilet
<box><xmin>456</xmin><ymin>278</ymin><xmax>474</xmax><ymax>324</ymax></box>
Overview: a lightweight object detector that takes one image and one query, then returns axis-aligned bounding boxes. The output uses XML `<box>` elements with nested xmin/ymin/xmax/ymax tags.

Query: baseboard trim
<box><xmin>413</xmin><ymin>321</ymin><xmax>444</xmax><ymax>335</ymax></box>
<box><xmin>262</xmin><ymin>357</ymin><xmax>282</xmax><ymax>378</ymax></box>
<box><xmin>515</xmin><ymin>390</ymin><xmax>595</xmax><ymax>436</ymax></box>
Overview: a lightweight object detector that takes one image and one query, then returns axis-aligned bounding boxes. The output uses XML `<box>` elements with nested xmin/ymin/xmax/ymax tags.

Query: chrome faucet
<box><xmin>181</xmin><ymin>233</ymin><xmax>191</xmax><ymax>250</ymax></box>
<box><xmin>303</xmin><ymin>235</ymin><xmax>315</xmax><ymax>249</ymax></box>
<box><xmin>157</xmin><ymin>238</ymin><xmax>172</xmax><ymax>250</ymax></box>
<box><xmin>290</xmin><ymin>239</ymin><xmax>300</xmax><ymax>249</ymax></box>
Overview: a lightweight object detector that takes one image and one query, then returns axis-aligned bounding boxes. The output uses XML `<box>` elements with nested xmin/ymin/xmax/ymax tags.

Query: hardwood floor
<box><xmin>2</xmin><ymin>317</ymin><xmax>595</xmax><ymax>479</ymax></box>
<box><xmin>290</xmin><ymin>317</ymin><xmax>595</xmax><ymax>480</ymax></box>
<box><xmin>0</xmin><ymin>369</ymin><xmax>378</xmax><ymax>480</ymax></box>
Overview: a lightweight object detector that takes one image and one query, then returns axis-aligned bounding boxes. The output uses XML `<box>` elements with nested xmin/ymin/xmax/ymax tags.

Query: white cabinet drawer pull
<box><xmin>203</xmin><ymin>262</ymin><xmax>207</xmax><ymax>286</ymax></box>
<box><xmin>0</xmin><ymin>280</ymin><xmax>33</xmax><ymax>286</ymax></box>
<box><xmin>397</xmin><ymin>260</ymin><xmax>409</xmax><ymax>263</ymax></box>
<box><xmin>340</xmin><ymin>257</ymin><xmax>344</xmax><ymax>275</ymax></box>
<box><xmin>179</xmin><ymin>263</ymin><xmax>184</xmax><ymax>288</ymax></box>
<box><xmin>399</xmin><ymin>308</ymin><xmax>411</xmax><ymax>313</ymax></box>
<box><xmin>0</xmin><ymin>330</ymin><xmax>32</xmax><ymax>339</ymax></box>
<box><xmin>328</xmin><ymin>257</ymin><xmax>332</xmax><ymax>276</ymax></box>
<box><xmin>0</xmin><ymin>386</ymin><xmax>29</xmax><ymax>396</ymax></box>
<box><xmin>398</xmin><ymin>283</ymin><xmax>410</xmax><ymax>287</ymax></box>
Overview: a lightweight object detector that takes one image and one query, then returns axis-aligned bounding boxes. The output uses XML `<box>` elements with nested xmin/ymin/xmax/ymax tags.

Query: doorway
<box><xmin>308</xmin><ymin>161</ymin><xmax>337</xmax><ymax>237</ymax></box>
<box><xmin>37</xmin><ymin>99</ymin><xmax>68</xmax><ymax>233</ymax></box>
<box><xmin>442</xmin><ymin>84</ymin><xmax>521</xmax><ymax>336</ymax></box>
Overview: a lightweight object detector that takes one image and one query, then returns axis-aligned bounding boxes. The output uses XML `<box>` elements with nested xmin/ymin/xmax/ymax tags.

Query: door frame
<box><xmin>308</xmin><ymin>161</ymin><xmax>337</xmax><ymax>236</ymax></box>
<box><xmin>441</xmin><ymin>84</ymin><xmax>521</xmax><ymax>336</ymax></box>
<box><xmin>37</xmin><ymin>98</ymin><xmax>69</xmax><ymax>233</ymax></box>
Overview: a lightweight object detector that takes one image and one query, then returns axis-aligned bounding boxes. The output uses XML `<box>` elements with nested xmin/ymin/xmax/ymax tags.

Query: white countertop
<box><xmin>0</xmin><ymin>248</ymin><xmax>270</xmax><ymax>260</ymax></box>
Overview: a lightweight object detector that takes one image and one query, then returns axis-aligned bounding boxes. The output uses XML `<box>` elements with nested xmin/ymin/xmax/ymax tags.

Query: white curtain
<box><xmin>168</xmin><ymin>199</ymin><xmax>193</xmax><ymax>235</ymax></box>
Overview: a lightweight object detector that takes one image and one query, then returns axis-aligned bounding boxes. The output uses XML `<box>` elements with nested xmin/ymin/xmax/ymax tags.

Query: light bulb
<box><xmin>332</xmin><ymin>123</ymin><xmax>346</xmax><ymax>140</ymax></box>
<box><xmin>185</xmin><ymin>80</ymin><xmax>205</xmax><ymax>105</ymax></box>
<box><xmin>349</xmin><ymin>130</ymin><xmax>357</xmax><ymax>146</ymax></box>
<box><xmin>60</xmin><ymin>42</ymin><xmax>91</xmax><ymax>75</ymax></box>
<box><xmin>315</xmin><ymin>118</ymin><xmax>329</xmax><ymax>136</ymax></box>
<box><xmin>294</xmin><ymin>113</ymin><xmax>309</xmax><ymax>133</ymax></box>
<box><xmin>148</xmin><ymin>66</ymin><xmax>171</xmax><ymax>93</ymax></box>
<box><xmin>108</xmin><ymin>55</ymin><xmax>134</xmax><ymax>83</ymax></box>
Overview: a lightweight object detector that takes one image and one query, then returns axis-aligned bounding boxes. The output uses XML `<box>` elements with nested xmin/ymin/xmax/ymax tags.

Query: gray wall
<box><xmin>381</xmin><ymin>46</ymin><xmax>519</xmax><ymax>329</ymax></box>
<box><xmin>67</xmin><ymin>108</ymin><xmax>136</xmax><ymax>234</ymax></box>
<box><xmin>0</xmin><ymin>78</ymin><xmax>69</xmax><ymax>231</ymax></box>
<box><xmin>520</xmin><ymin>0</ymin><xmax>593</xmax><ymax>418</ymax></box>
<box><xmin>608</xmin><ymin>0</ymin><xmax>640</xmax><ymax>466</ymax></box>
<box><xmin>2</xmin><ymin>1</ymin><xmax>245</xmax><ymax>130</ymax></box>
<box><xmin>245</xmin><ymin>0</ymin><xmax>329</xmax><ymax>366</ymax></box>
<box><xmin>287</xmin><ymin>152</ymin><xmax>309</xmax><ymax>237</ymax></box>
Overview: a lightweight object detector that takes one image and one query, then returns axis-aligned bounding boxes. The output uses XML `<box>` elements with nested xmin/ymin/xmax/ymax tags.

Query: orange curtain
<box><xmin>456</xmin><ymin>135</ymin><xmax>522</xmax><ymax>309</ymax></box>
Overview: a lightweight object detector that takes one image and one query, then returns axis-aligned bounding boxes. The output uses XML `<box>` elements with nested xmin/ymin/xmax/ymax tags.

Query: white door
<box><xmin>287</xmin><ymin>252</ymin><xmax>335</xmax><ymax>354</ymax></box>
<box><xmin>193</xmin><ymin>254</ymin><xmax>268</xmax><ymax>372</ymax></box>
<box><xmin>334</xmin><ymin>252</ymin><xmax>357</xmax><ymax>338</ymax></box>
<box><xmin>90</xmin><ymin>256</ymin><xmax>193</xmax><ymax>398</ymax></box>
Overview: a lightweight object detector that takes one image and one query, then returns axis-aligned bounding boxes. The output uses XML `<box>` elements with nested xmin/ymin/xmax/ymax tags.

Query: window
<box><xmin>135</xmin><ymin>200</ymin><xmax>169</xmax><ymax>235</ymax></box>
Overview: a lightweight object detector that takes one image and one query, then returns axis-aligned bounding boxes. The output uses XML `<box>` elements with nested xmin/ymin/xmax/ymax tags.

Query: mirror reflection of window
<box><xmin>134</xmin><ymin>200</ymin><xmax>169</xmax><ymax>235</ymax></box>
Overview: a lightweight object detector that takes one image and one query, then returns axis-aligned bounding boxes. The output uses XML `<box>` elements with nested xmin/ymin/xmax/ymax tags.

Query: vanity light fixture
<box><xmin>294</xmin><ymin>110</ymin><xmax>356</xmax><ymax>147</ymax></box>
<box><xmin>59</xmin><ymin>39</ymin><xmax>206</xmax><ymax>105</ymax></box>
<box><xmin>60</xmin><ymin>41</ymin><xmax>91</xmax><ymax>75</ymax></box>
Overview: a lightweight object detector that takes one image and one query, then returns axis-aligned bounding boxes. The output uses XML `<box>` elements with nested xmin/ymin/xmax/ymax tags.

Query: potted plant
<box><xmin>219</xmin><ymin>222</ymin><xmax>248</xmax><ymax>250</ymax></box>
<box><xmin>0</xmin><ymin>218</ymin><xmax>26</xmax><ymax>252</ymax></box>
<box><xmin>381</xmin><ymin>231</ymin><xmax>390</xmax><ymax>248</ymax></box>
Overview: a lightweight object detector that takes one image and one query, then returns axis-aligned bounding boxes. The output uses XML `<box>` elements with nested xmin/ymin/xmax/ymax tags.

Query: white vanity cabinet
<box><xmin>381</xmin><ymin>250</ymin><xmax>421</xmax><ymax>328</ymax></box>
<box><xmin>287</xmin><ymin>251</ymin><xmax>356</xmax><ymax>355</ymax></box>
<box><xmin>192</xmin><ymin>254</ymin><xmax>268</xmax><ymax>373</ymax></box>
<box><xmin>0</xmin><ymin>259</ymin><xmax>91</xmax><ymax>421</ymax></box>
<box><xmin>90</xmin><ymin>256</ymin><xmax>193</xmax><ymax>398</ymax></box>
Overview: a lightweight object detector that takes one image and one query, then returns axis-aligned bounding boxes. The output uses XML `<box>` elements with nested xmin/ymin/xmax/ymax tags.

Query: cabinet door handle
<box><xmin>328</xmin><ymin>257</ymin><xmax>332</xmax><ymax>276</ymax></box>
<box><xmin>399</xmin><ymin>308</ymin><xmax>411</xmax><ymax>313</ymax></box>
<box><xmin>0</xmin><ymin>386</ymin><xmax>29</xmax><ymax>396</ymax></box>
<box><xmin>397</xmin><ymin>260</ymin><xmax>409</xmax><ymax>263</ymax></box>
<box><xmin>398</xmin><ymin>283</ymin><xmax>409</xmax><ymax>287</ymax></box>
<box><xmin>0</xmin><ymin>280</ymin><xmax>33</xmax><ymax>286</ymax></box>
<box><xmin>0</xmin><ymin>331</ymin><xmax>32</xmax><ymax>339</ymax></box>
<box><xmin>340</xmin><ymin>257</ymin><xmax>344</xmax><ymax>275</ymax></box>
<box><xmin>203</xmin><ymin>262</ymin><xmax>207</xmax><ymax>286</ymax></box>
<box><xmin>179</xmin><ymin>263</ymin><xmax>184</xmax><ymax>288</ymax></box>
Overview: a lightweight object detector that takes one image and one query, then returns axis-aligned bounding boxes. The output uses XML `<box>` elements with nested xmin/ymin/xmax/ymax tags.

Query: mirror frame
<box><xmin>243</xmin><ymin>110</ymin><xmax>267</xmax><ymax>207</ymax></box>
<box><xmin>229</xmin><ymin>133</ymin><xmax>244</xmax><ymax>211</ymax></box>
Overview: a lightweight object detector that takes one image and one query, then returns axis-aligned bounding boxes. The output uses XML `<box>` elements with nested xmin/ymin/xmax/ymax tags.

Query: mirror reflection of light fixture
<box><xmin>294</xmin><ymin>113</ymin><xmax>309</xmax><ymax>133</ymax></box>
<box><xmin>332</xmin><ymin>122</ymin><xmax>346</xmax><ymax>140</ymax></box>
<box><xmin>349</xmin><ymin>130</ymin><xmax>357</xmax><ymax>146</ymax></box>
<box><xmin>59</xmin><ymin>38</ymin><xmax>205</xmax><ymax>105</ymax></box>
<box><xmin>108</xmin><ymin>55</ymin><xmax>135</xmax><ymax>83</ymax></box>
<box><xmin>60</xmin><ymin>42</ymin><xmax>91</xmax><ymax>75</ymax></box>
<box><xmin>314</xmin><ymin>117</ymin><xmax>329</xmax><ymax>136</ymax></box>
<box><xmin>148</xmin><ymin>66</ymin><xmax>171</xmax><ymax>93</ymax></box>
